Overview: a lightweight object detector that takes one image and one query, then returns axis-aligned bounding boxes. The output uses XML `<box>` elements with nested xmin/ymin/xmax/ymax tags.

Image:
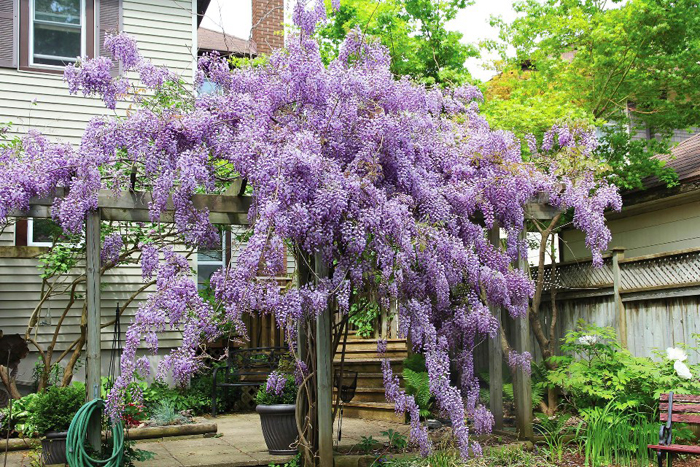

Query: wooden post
<box><xmin>380</xmin><ymin>306</ymin><xmax>388</xmax><ymax>340</ymax></box>
<box><xmin>513</xmin><ymin>229</ymin><xmax>533</xmax><ymax>440</ymax></box>
<box><xmin>487</xmin><ymin>226</ymin><xmax>503</xmax><ymax>430</ymax></box>
<box><xmin>612</xmin><ymin>247</ymin><xmax>627</xmax><ymax>349</ymax></box>
<box><xmin>314</xmin><ymin>253</ymin><xmax>333</xmax><ymax>466</ymax></box>
<box><xmin>85</xmin><ymin>210</ymin><xmax>102</xmax><ymax>450</ymax></box>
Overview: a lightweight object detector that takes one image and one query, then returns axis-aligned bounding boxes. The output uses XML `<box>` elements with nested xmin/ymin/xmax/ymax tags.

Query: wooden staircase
<box><xmin>333</xmin><ymin>334</ymin><xmax>408</xmax><ymax>423</ymax></box>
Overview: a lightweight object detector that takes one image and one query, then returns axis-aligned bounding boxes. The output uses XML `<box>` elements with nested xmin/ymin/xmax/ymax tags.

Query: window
<box><xmin>197</xmin><ymin>236</ymin><xmax>225</xmax><ymax>291</ymax></box>
<box><xmin>30</xmin><ymin>0</ymin><xmax>85</xmax><ymax>67</ymax></box>
<box><xmin>19</xmin><ymin>0</ymin><xmax>95</xmax><ymax>72</ymax></box>
<box><xmin>27</xmin><ymin>218</ymin><xmax>57</xmax><ymax>246</ymax></box>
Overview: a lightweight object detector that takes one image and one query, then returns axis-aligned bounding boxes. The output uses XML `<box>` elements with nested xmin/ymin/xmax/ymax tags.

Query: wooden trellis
<box><xmin>15</xmin><ymin>189</ymin><xmax>261</xmax><ymax>451</ymax></box>
<box><xmin>14</xmin><ymin>188</ymin><xmax>554</xmax><ymax>455</ymax></box>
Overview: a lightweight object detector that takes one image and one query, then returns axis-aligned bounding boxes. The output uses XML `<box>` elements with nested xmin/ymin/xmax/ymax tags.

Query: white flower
<box><xmin>674</xmin><ymin>360</ymin><xmax>693</xmax><ymax>380</ymax></box>
<box><xmin>666</xmin><ymin>347</ymin><xmax>688</xmax><ymax>362</ymax></box>
<box><xmin>578</xmin><ymin>335</ymin><xmax>598</xmax><ymax>346</ymax></box>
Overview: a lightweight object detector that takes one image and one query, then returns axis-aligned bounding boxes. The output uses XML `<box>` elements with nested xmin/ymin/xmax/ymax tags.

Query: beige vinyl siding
<box><xmin>122</xmin><ymin>0</ymin><xmax>194</xmax><ymax>74</ymax></box>
<box><xmin>0</xmin><ymin>224</ymin><xmax>14</xmax><ymax>246</ymax></box>
<box><xmin>0</xmin><ymin>0</ymin><xmax>195</xmax><ymax>145</ymax></box>
<box><xmin>0</xmin><ymin>1</ymin><xmax>195</xmax><ymax>387</ymax></box>
<box><xmin>562</xmin><ymin>199</ymin><xmax>700</xmax><ymax>261</ymax></box>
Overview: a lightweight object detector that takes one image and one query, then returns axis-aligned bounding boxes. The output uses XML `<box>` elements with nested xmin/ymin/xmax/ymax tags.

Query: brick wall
<box><xmin>252</xmin><ymin>0</ymin><xmax>284</xmax><ymax>55</ymax></box>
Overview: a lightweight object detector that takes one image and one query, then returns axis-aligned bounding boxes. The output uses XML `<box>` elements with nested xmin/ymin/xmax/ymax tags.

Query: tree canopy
<box><xmin>317</xmin><ymin>0</ymin><xmax>476</xmax><ymax>84</ymax></box>
<box><xmin>483</xmin><ymin>0</ymin><xmax>700</xmax><ymax>189</ymax></box>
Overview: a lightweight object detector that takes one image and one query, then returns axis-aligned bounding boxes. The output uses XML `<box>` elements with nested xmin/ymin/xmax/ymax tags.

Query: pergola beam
<box><xmin>11</xmin><ymin>190</ymin><xmax>252</xmax><ymax>225</ymax></box>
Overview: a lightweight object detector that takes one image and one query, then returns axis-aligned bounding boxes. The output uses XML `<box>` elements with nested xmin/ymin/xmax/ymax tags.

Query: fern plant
<box><xmin>402</xmin><ymin>354</ymin><xmax>433</xmax><ymax>418</ymax></box>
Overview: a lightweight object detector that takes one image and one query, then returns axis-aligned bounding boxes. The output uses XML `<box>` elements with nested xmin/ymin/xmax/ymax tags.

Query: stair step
<box><xmin>334</xmin><ymin>387</ymin><xmax>387</xmax><ymax>403</ymax></box>
<box><xmin>339</xmin><ymin>349</ymin><xmax>408</xmax><ymax>359</ymax></box>
<box><xmin>342</xmin><ymin>344</ymin><xmax>407</xmax><ymax>353</ymax></box>
<box><xmin>334</xmin><ymin>358</ymin><xmax>403</xmax><ymax>373</ymax></box>
<box><xmin>342</xmin><ymin>402</ymin><xmax>405</xmax><ymax>423</ymax></box>
<box><xmin>343</xmin><ymin>372</ymin><xmax>404</xmax><ymax>388</ymax></box>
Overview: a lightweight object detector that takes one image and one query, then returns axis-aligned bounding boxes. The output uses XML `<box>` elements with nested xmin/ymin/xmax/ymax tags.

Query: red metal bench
<box><xmin>648</xmin><ymin>392</ymin><xmax>700</xmax><ymax>466</ymax></box>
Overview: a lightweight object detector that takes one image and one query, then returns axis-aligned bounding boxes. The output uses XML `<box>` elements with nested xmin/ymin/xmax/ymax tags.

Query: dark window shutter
<box><xmin>96</xmin><ymin>0</ymin><xmax>121</xmax><ymax>74</ymax></box>
<box><xmin>0</xmin><ymin>0</ymin><xmax>17</xmax><ymax>68</ymax></box>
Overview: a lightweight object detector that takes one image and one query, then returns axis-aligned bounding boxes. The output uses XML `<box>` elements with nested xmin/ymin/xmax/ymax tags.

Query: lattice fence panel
<box><xmin>535</xmin><ymin>258</ymin><xmax>613</xmax><ymax>291</ymax></box>
<box><xmin>621</xmin><ymin>251</ymin><xmax>700</xmax><ymax>291</ymax></box>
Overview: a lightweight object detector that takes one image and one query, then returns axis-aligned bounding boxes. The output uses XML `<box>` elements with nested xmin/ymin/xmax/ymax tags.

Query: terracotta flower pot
<box><xmin>42</xmin><ymin>431</ymin><xmax>68</xmax><ymax>465</ymax></box>
<box><xmin>256</xmin><ymin>404</ymin><xmax>298</xmax><ymax>455</ymax></box>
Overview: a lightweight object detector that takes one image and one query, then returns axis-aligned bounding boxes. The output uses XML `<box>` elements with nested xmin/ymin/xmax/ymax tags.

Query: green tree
<box><xmin>317</xmin><ymin>0</ymin><xmax>477</xmax><ymax>84</ymax></box>
<box><xmin>483</xmin><ymin>0</ymin><xmax>699</xmax><ymax>189</ymax></box>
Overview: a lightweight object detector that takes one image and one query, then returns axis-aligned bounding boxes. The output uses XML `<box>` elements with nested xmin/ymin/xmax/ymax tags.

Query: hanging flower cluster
<box><xmin>0</xmin><ymin>1</ymin><xmax>622</xmax><ymax>459</ymax></box>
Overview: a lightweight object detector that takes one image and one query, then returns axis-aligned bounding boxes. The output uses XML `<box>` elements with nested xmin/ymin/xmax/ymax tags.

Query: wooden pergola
<box><xmin>13</xmin><ymin>188</ymin><xmax>554</xmax><ymax>461</ymax></box>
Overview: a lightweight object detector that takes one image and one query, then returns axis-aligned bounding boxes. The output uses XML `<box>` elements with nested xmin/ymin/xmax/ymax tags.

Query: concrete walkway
<box><xmin>3</xmin><ymin>413</ymin><xmax>408</xmax><ymax>466</ymax></box>
<box><xmin>136</xmin><ymin>414</ymin><xmax>407</xmax><ymax>467</ymax></box>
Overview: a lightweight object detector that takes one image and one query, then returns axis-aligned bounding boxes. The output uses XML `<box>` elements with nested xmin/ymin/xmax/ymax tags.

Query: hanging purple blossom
<box><xmin>0</xmin><ymin>2</ymin><xmax>623</xmax><ymax>459</ymax></box>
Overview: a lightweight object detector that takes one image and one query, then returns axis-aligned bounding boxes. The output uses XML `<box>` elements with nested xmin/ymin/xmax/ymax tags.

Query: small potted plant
<box><xmin>29</xmin><ymin>383</ymin><xmax>85</xmax><ymax>465</ymax></box>
<box><xmin>255</xmin><ymin>371</ymin><xmax>298</xmax><ymax>454</ymax></box>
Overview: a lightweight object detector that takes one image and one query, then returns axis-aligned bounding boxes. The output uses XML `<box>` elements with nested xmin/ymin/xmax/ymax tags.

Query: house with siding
<box><xmin>0</xmin><ymin>0</ymin><xmax>284</xmax><ymax>395</ymax></box>
<box><xmin>535</xmin><ymin>134</ymin><xmax>700</xmax><ymax>361</ymax></box>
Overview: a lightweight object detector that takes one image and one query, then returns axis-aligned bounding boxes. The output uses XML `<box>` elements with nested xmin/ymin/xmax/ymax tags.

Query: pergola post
<box><xmin>314</xmin><ymin>253</ymin><xmax>333</xmax><ymax>466</ymax></box>
<box><xmin>513</xmin><ymin>229</ymin><xmax>533</xmax><ymax>440</ymax></box>
<box><xmin>487</xmin><ymin>226</ymin><xmax>503</xmax><ymax>430</ymax></box>
<box><xmin>85</xmin><ymin>209</ymin><xmax>102</xmax><ymax>450</ymax></box>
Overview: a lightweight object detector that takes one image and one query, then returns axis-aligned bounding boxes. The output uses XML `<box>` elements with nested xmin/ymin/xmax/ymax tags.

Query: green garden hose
<box><xmin>66</xmin><ymin>399</ymin><xmax>125</xmax><ymax>466</ymax></box>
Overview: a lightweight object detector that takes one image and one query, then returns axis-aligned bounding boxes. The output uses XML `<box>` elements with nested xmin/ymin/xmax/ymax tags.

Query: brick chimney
<box><xmin>252</xmin><ymin>0</ymin><xmax>285</xmax><ymax>55</ymax></box>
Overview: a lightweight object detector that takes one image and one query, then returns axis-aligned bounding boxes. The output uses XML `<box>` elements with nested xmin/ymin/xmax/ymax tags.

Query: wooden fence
<box><xmin>475</xmin><ymin>246</ymin><xmax>700</xmax><ymax>373</ymax></box>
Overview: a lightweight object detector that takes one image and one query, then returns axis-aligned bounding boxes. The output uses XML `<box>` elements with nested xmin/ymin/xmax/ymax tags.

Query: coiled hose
<box><xmin>66</xmin><ymin>399</ymin><xmax>125</xmax><ymax>466</ymax></box>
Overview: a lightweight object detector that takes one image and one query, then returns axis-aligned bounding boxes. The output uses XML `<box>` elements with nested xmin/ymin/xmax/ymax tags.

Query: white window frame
<box><xmin>27</xmin><ymin>218</ymin><xmax>54</xmax><ymax>247</ymax></box>
<box><xmin>197</xmin><ymin>233</ymin><xmax>227</xmax><ymax>289</ymax></box>
<box><xmin>28</xmin><ymin>0</ymin><xmax>86</xmax><ymax>69</ymax></box>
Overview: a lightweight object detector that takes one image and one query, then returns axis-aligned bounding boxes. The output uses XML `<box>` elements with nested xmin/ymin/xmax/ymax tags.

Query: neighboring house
<box><xmin>0</xmin><ymin>0</ymin><xmax>284</xmax><ymax>393</ymax></box>
<box><xmin>198</xmin><ymin>27</ymin><xmax>256</xmax><ymax>58</ymax></box>
<box><xmin>562</xmin><ymin>134</ymin><xmax>700</xmax><ymax>260</ymax></box>
<box><xmin>529</xmin><ymin>134</ymin><xmax>700</xmax><ymax>362</ymax></box>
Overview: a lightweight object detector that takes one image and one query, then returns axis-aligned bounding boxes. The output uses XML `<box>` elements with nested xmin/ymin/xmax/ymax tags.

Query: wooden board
<box><xmin>648</xmin><ymin>444</ymin><xmax>700</xmax><ymax>454</ymax></box>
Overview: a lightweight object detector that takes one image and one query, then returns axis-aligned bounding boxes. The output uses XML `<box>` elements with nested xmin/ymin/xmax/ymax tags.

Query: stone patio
<box><xmin>2</xmin><ymin>412</ymin><xmax>408</xmax><ymax>466</ymax></box>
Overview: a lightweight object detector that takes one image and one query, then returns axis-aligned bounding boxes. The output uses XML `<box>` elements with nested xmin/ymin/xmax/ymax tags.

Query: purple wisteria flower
<box><xmin>0</xmin><ymin>1</ymin><xmax>623</xmax><ymax>460</ymax></box>
<box><xmin>101</xmin><ymin>232</ymin><xmax>123</xmax><ymax>265</ymax></box>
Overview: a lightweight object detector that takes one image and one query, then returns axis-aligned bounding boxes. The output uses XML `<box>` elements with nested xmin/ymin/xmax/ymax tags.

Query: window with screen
<box><xmin>30</xmin><ymin>0</ymin><xmax>84</xmax><ymax>67</ymax></box>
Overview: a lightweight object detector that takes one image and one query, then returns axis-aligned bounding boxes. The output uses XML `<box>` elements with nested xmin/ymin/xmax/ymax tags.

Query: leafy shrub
<box><xmin>0</xmin><ymin>392</ymin><xmax>39</xmax><ymax>435</ymax></box>
<box><xmin>403</xmin><ymin>354</ymin><xmax>427</xmax><ymax>373</ymax></box>
<box><xmin>348</xmin><ymin>298</ymin><xmax>380</xmax><ymax>338</ymax></box>
<box><xmin>548</xmin><ymin>322</ymin><xmax>700</xmax><ymax>419</ymax></box>
<box><xmin>29</xmin><ymin>383</ymin><xmax>85</xmax><ymax>434</ymax></box>
<box><xmin>382</xmin><ymin>429</ymin><xmax>408</xmax><ymax>451</ymax></box>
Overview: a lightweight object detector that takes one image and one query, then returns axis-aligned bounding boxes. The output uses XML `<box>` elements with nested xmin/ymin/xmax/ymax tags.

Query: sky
<box><xmin>198</xmin><ymin>0</ymin><xmax>520</xmax><ymax>82</ymax></box>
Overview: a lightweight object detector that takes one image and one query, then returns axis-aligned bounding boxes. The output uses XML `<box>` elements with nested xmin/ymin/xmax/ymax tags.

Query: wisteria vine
<box><xmin>0</xmin><ymin>1</ymin><xmax>621</xmax><ymax>459</ymax></box>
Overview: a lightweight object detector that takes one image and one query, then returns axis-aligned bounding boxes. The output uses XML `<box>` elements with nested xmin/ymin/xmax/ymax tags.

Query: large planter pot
<box><xmin>256</xmin><ymin>404</ymin><xmax>298</xmax><ymax>455</ymax></box>
<box><xmin>42</xmin><ymin>431</ymin><xmax>68</xmax><ymax>465</ymax></box>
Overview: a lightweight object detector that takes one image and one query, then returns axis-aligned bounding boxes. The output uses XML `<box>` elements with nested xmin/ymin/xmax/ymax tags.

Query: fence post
<box><xmin>612</xmin><ymin>247</ymin><xmax>627</xmax><ymax>349</ymax></box>
<box><xmin>487</xmin><ymin>226</ymin><xmax>503</xmax><ymax>430</ymax></box>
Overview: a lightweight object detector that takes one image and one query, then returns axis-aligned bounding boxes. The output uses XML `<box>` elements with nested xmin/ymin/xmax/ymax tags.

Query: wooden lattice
<box><xmin>535</xmin><ymin>248</ymin><xmax>700</xmax><ymax>292</ymax></box>
<box><xmin>535</xmin><ymin>257</ymin><xmax>613</xmax><ymax>291</ymax></box>
<box><xmin>620</xmin><ymin>250</ymin><xmax>700</xmax><ymax>291</ymax></box>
